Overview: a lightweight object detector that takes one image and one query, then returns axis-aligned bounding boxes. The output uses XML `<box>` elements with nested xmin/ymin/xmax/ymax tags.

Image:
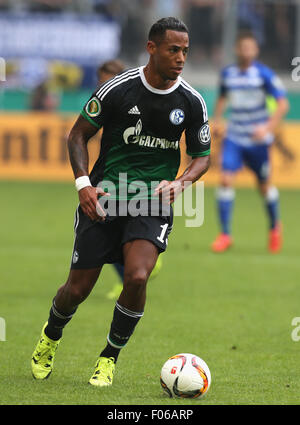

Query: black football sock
<box><xmin>44</xmin><ymin>300</ymin><xmax>77</xmax><ymax>341</ymax></box>
<box><xmin>100</xmin><ymin>302</ymin><xmax>144</xmax><ymax>362</ymax></box>
<box><xmin>100</xmin><ymin>344</ymin><xmax>122</xmax><ymax>362</ymax></box>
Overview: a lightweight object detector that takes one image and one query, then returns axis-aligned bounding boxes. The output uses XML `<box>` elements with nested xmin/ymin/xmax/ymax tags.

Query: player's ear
<box><xmin>147</xmin><ymin>40</ymin><xmax>157</xmax><ymax>55</ymax></box>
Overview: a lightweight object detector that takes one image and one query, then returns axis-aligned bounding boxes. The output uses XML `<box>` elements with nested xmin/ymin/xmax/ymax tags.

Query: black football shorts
<box><xmin>70</xmin><ymin>203</ymin><xmax>173</xmax><ymax>270</ymax></box>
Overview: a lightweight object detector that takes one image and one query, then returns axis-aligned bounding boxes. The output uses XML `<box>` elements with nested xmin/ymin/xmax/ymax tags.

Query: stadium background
<box><xmin>1</xmin><ymin>0</ymin><xmax>300</xmax><ymax>406</ymax></box>
<box><xmin>1</xmin><ymin>0</ymin><xmax>300</xmax><ymax>187</ymax></box>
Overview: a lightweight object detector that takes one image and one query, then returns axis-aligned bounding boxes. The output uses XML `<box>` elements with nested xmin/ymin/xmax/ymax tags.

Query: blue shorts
<box><xmin>221</xmin><ymin>139</ymin><xmax>270</xmax><ymax>182</ymax></box>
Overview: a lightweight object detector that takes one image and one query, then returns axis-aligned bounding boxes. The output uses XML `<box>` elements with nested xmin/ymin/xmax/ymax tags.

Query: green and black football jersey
<box><xmin>81</xmin><ymin>66</ymin><xmax>211</xmax><ymax>200</ymax></box>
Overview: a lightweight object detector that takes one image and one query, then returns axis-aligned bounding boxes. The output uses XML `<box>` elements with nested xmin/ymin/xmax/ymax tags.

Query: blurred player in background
<box><xmin>211</xmin><ymin>32</ymin><xmax>289</xmax><ymax>254</ymax></box>
<box><xmin>97</xmin><ymin>60</ymin><xmax>163</xmax><ymax>300</ymax></box>
<box><xmin>30</xmin><ymin>80</ymin><xmax>59</xmax><ymax>111</ymax></box>
<box><xmin>97</xmin><ymin>59</ymin><xmax>125</xmax><ymax>85</ymax></box>
<box><xmin>31</xmin><ymin>17</ymin><xmax>210</xmax><ymax>387</ymax></box>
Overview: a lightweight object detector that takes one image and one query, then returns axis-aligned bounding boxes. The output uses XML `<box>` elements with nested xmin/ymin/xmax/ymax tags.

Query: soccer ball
<box><xmin>160</xmin><ymin>353</ymin><xmax>211</xmax><ymax>399</ymax></box>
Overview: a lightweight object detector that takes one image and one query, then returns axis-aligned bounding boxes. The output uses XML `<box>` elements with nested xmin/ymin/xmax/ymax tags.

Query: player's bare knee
<box><xmin>221</xmin><ymin>176</ymin><xmax>233</xmax><ymax>188</ymax></box>
<box><xmin>124</xmin><ymin>269</ymin><xmax>148</xmax><ymax>291</ymax></box>
<box><xmin>65</xmin><ymin>281</ymin><xmax>91</xmax><ymax>305</ymax></box>
<box><xmin>258</xmin><ymin>181</ymin><xmax>268</xmax><ymax>196</ymax></box>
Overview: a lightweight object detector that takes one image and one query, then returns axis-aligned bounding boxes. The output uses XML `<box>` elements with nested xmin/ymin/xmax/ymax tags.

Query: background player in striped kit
<box><xmin>211</xmin><ymin>31</ymin><xmax>289</xmax><ymax>254</ymax></box>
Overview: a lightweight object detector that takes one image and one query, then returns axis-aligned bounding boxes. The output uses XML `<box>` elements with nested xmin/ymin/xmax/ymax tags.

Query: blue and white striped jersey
<box><xmin>219</xmin><ymin>61</ymin><xmax>286</xmax><ymax>146</ymax></box>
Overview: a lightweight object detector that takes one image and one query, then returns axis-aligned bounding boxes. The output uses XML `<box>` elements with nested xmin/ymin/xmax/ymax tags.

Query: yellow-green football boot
<box><xmin>31</xmin><ymin>322</ymin><xmax>61</xmax><ymax>380</ymax></box>
<box><xmin>89</xmin><ymin>357</ymin><xmax>115</xmax><ymax>387</ymax></box>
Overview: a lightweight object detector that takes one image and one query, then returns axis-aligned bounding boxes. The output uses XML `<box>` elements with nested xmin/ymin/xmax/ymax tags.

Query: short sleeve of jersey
<box><xmin>80</xmin><ymin>86</ymin><xmax>114</xmax><ymax>129</ymax></box>
<box><xmin>261</xmin><ymin>65</ymin><xmax>286</xmax><ymax>100</ymax></box>
<box><xmin>185</xmin><ymin>95</ymin><xmax>211</xmax><ymax>158</ymax></box>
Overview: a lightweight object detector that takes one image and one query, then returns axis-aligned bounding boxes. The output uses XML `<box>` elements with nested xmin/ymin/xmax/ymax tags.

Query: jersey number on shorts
<box><xmin>157</xmin><ymin>224</ymin><xmax>169</xmax><ymax>245</ymax></box>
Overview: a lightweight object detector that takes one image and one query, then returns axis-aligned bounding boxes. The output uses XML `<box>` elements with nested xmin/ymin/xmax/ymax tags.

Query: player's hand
<box><xmin>78</xmin><ymin>186</ymin><xmax>110</xmax><ymax>222</ymax></box>
<box><xmin>252</xmin><ymin>124</ymin><xmax>270</xmax><ymax>142</ymax></box>
<box><xmin>211</xmin><ymin>119</ymin><xmax>224</xmax><ymax>139</ymax></box>
<box><xmin>153</xmin><ymin>180</ymin><xmax>183</xmax><ymax>204</ymax></box>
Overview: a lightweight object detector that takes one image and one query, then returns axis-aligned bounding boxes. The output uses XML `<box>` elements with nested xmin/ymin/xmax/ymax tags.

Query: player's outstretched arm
<box><xmin>253</xmin><ymin>97</ymin><xmax>290</xmax><ymax>141</ymax></box>
<box><xmin>178</xmin><ymin>155</ymin><xmax>211</xmax><ymax>184</ymax></box>
<box><xmin>270</xmin><ymin>97</ymin><xmax>290</xmax><ymax>129</ymax></box>
<box><xmin>154</xmin><ymin>156</ymin><xmax>210</xmax><ymax>204</ymax></box>
<box><xmin>211</xmin><ymin>95</ymin><xmax>227</xmax><ymax>138</ymax></box>
<box><xmin>67</xmin><ymin>115</ymin><xmax>109</xmax><ymax>221</ymax></box>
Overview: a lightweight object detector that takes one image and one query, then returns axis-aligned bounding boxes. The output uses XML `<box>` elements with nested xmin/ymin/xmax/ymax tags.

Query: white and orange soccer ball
<box><xmin>160</xmin><ymin>353</ymin><xmax>211</xmax><ymax>399</ymax></box>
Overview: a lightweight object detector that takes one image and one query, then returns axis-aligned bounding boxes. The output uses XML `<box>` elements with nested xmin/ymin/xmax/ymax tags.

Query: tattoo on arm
<box><xmin>67</xmin><ymin>115</ymin><xmax>99</xmax><ymax>178</ymax></box>
<box><xmin>68</xmin><ymin>131</ymin><xmax>89</xmax><ymax>177</ymax></box>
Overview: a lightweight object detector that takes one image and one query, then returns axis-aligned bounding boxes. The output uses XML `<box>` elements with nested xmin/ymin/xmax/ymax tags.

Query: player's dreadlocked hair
<box><xmin>148</xmin><ymin>17</ymin><xmax>189</xmax><ymax>45</ymax></box>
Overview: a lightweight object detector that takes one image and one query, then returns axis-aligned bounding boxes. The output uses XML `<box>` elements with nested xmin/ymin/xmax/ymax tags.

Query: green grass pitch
<box><xmin>0</xmin><ymin>180</ymin><xmax>300</xmax><ymax>405</ymax></box>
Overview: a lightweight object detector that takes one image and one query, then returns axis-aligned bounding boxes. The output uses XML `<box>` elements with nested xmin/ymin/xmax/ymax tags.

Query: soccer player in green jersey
<box><xmin>31</xmin><ymin>17</ymin><xmax>211</xmax><ymax>387</ymax></box>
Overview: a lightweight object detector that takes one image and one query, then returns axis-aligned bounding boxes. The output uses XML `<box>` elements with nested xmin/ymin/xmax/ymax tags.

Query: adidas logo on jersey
<box><xmin>128</xmin><ymin>106</ymin><xmax>141</xmax><ymax>115</ymax></box>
